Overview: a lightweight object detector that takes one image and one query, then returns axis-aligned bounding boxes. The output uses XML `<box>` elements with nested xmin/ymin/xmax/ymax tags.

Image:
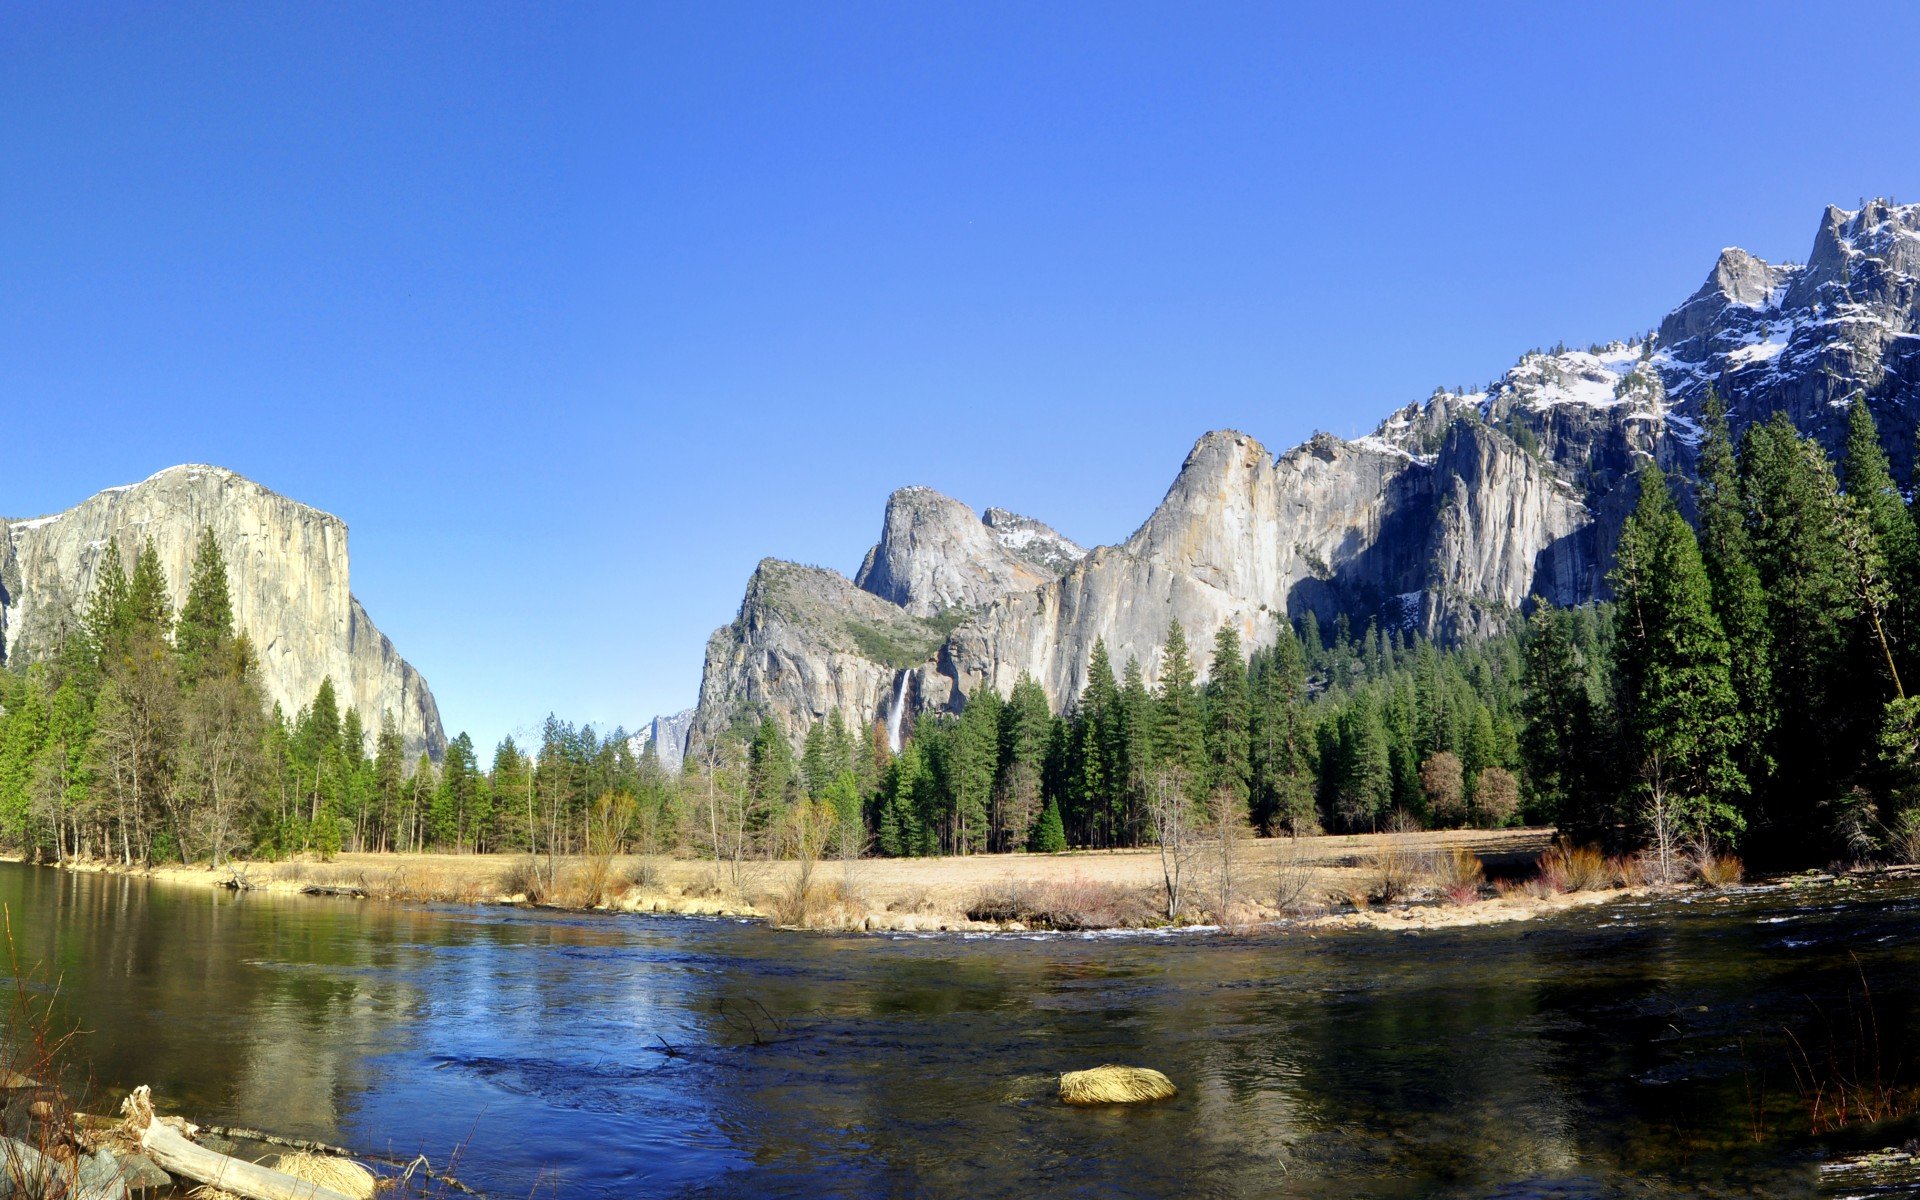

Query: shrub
<box><xmin>1539</xmin><ymin>839</ymin><xmax>1610</xmax><ymax>892</ymax></box>
<box><xmin>1428</xmin><ymin>849</ymin><xmax>1486</xmax><ymax>904</ymax></box>
<box><xmin>499</xmin><ymin>857</ymin><xmax>547</xmax><ymax>904</ymax></box>
<box><xmin>1890</xmin><ymin>808</ymin><xmax>1920</xmax><ymax>866</ymax></box>
<box><xmin>627</xmin><ymin>859</ymin><xmax>662</xmax><ymax>890</ymax></box>
<box><xmin>1363</xmin><ymin>844</ymin><xmax>1421</xmax><ymax>903</ymax></box>
<box><xmin>887</xmin><ymin>884</ymin><xmax>937</xmax><ymax>914</ymax></box>
<box><xmin>1272</xmin><ymin>838</ymin><xmax>1325</xmax><ymax>916</ymax></box>
<box><xmin>1691</xmin><ymin>848</ymin><xmax>1744</xmax><ymax>888</ymax></box>
<box><xmin>965</xmin><ymin>877</ymin><xmax>1149</xmax><ymax>930</ymax></box>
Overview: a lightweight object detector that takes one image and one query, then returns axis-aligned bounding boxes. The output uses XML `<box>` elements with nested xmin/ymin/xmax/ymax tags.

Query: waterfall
<box><xmin>886</xmin><ymin>672</ymin><xmax>909</xmax><ymax>754</ymax></box>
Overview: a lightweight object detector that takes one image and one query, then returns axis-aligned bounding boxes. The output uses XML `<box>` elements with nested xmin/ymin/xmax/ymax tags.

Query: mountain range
<box><xmin>10</xmin><ymin>199</ymin><xmax>1915</xmax><ymax>769</ymax></box>
<box><xmin>655</xmin><ymin>198</ymin><xmax>1920</xmax><ymax>764</ymax></box>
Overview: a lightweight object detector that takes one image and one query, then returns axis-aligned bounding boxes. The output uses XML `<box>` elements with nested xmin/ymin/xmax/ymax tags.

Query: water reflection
<box><xmin>1</xmin><ymin>864</ymin><xmax>1916</xmax><ymax>1198</ymax></box>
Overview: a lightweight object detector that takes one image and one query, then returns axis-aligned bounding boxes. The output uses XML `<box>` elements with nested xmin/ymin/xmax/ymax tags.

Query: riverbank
<box><xmin>18</xmin><ymin>826</ymin><xmax>1684</xmax><ymax>935</ymax></box>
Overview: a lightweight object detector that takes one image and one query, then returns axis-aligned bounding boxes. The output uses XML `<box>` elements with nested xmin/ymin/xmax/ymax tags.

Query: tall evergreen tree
<box><xmin>1741</xmin><ymin>414</ymin><xmax>1865</xmax><ymax>846</ymax></box>
<box><xmin>1696</xmin><ymin>394</ymin><xmax>1774</xmax><ymax>784</ymax></box>
<box><xmin>948</xmin><ymin>688</ymin><xmax>1001</xmax><ymax>853</ymax></box>
<box><xmin>1116</xmin><ymin>657</ymin><xmax>1154</xmax><ymax>838</ymax></box>
<box><xmin>1152</xmin><ymin>622</ymin><xmax>1206</xmax><ymax>805</ymax></box>
<box><xmin>997</xmin><ymin>673</ymin><xmax>1051</xmax><ymax>851</ymax></box>
<box><xmin>1611</xmin><ymin>464</ymin><xmax>1745</xmax><ymax>846</ymax></box>
<box><xmin>1519</xmin><ymin>604</ymin><xmax>1609</xmax><ymax>836</ymax></box>
<box><xmin>1842</xmin><ymin>397</ymin><xmax>1917</xmax><ymax>695</ymax></box>
<box><xmin>84</xmin><ymin>539</ymin><xmax>132</xmax><ymax>669</ymax></box>
<box><xmin>1249</xmin><ymin>622</ymin><xmax>1314</xmax><ymax>834</ymax></box>
<box><xmin>1329</xmin><ymin>693</ymin><xmax>1391</xmax><ymax>831</ymax></box>
<box><xmin>1203</xmin><ymin>624</ymin><xmax>1251</xmax><ymax>816</ymax></box>
<box><xmin>175</xmin><ymin>528</ymin><xmax>235</xmax><ymax>685</ymax></box>
<box><xmin>126</xmin><ymin>538</ymin><xmax>174</xmax><ymax>644</ymax></box>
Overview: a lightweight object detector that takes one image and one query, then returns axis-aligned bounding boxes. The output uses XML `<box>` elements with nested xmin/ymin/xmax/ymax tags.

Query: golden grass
<box><xmin>1059</xmin><ymin>1065</ymin><xmax>1177</xmax><ymax>1105</ymax></box>
<box><xmin>273</xmin><ymin>1152</ymin><xmax>377</xmax><ymax>1200</ymax></box>
<box><xmin>1692</xmin><ymin>850</ymin><xmax>1744</xmax><ymax>888</ymax></box>
<box><xmin>136</xmin><ymin>828</ymin><xmax>1559</xmax><ymax>932</ymax></box>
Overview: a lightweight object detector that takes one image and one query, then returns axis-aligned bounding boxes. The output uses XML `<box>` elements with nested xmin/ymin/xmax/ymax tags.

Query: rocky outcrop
<box><xmin>684</xmin><ymin>198</ymin><xmax>1920</xmax><ymax>744</ymax></box>
<box><xmin>1659</xmin><ymin>199</ymin><xmax>1920</xmax><ymax>476</ymax></box>
<box><xmin>853</xmin><ymin>486</ymin><xmax>1083</xmax><ymax>617</ymax></box>
<box><xmin>633</xmin><ymin>708</ymin><xmax>696</xmax><ymax>775</ymax></box>
<box><xmin>1</xmin><ymin>465</ymin><xmax>445</xmax><ymax>761</ymax></box>
<box><xmin>690</xmin><ymin>559</ymin><xmax>954</xmax><ymax>750</ymax></box>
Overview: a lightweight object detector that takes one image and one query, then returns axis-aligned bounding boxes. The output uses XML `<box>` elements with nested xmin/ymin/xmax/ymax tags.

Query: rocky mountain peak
<box><xmin>981</xmin><ymin>507</ymin><xmax>1085</xmax><ymax>577</ymax></box>
<box><xmin>684</xmin><ymin>195</ymin><xmax>1920</xmax><ymax>753</ymax></box>
<box><xmin>854</xmin><ymin>484</ymin><xmax>1081</xmax><ymax>617</ymax></box>
<box><xmin>1788</xmin><ymin>199</ymin><xmax>1920</xmax><ymax>309</ymax></box>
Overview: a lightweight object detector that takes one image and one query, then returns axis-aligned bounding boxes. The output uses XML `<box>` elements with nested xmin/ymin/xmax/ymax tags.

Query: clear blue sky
<box><xmin>6</xmin><ymin>3</ymin><xmax>1919</xmax><ymax>752</ymax></box>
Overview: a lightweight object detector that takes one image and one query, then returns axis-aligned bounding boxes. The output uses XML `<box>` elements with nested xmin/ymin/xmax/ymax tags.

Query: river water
<box><xmin>3</xmin><ymin>862</ymin><xmax>1918</xmax><ymax>1198</ymax></box>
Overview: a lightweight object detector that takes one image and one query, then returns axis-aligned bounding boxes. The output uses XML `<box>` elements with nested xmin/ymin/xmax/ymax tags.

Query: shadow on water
<box><xmin>2</xmin><ymin>862</ymin><xmax>1918</xmax><ymax>1198</ymax></box>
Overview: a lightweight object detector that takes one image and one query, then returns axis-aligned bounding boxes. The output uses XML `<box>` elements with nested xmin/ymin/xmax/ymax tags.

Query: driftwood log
<box><xmin>120</xmin><ymin>1088</ymin><xmax>354</xmax><ymax>1200</ymax></box>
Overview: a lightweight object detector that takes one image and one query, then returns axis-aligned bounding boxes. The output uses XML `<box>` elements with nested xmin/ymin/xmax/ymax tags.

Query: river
<box><xmin>2</xmin><ymin>862</ymin><xmax>1917</xmax><ymax>1198</ymax></box>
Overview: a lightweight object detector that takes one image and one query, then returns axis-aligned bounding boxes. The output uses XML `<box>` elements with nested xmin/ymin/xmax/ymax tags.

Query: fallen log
<box><xmin>298</xmin><ymin>886</ymin><xmax>367</xmax><ymax>899</ymax></box>
<box><xmin>119</xmin><ymin>1088</ymin><xmax>354</xmax><ymax>1200</ymax></box>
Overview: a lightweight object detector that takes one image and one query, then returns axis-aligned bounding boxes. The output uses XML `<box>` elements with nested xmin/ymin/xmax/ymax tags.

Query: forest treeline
<box><xmin>3</xmin><ymin>396</ymin><xmax>1919</xmax><ymax>870</ymax></box>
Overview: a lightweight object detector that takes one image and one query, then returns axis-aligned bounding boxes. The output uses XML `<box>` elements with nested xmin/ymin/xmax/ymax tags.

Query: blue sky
<box><xmin>6</xmin><ymin>3</ymin><xmax>1919</xmax><ymax>752</ymax></box>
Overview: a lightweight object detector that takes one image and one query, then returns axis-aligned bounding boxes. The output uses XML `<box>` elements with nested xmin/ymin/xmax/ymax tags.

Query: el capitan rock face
<box><xmin>1</xmin><ymin>464</ymin><xmax>446</xmax><ymax>761</ymax></box>
<box><xmin>681</xmin><ymin>198</ymin><xmax>1920</xmax><ymax>751</ymax></box>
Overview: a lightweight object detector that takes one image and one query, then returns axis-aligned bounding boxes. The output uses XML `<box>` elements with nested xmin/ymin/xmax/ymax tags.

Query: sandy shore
<box><xmin>19</xmin><ymin>826</ymin><xmax>1673</xmax><ymax>935</ymax></box>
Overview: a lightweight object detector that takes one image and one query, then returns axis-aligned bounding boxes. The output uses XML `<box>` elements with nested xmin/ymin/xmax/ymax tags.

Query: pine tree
<box><xmin>84</xmin><ymin>539</ymin><xmax>132</xmax><ymax>669</ymax></box>
<box><xmin>949</xmin><ymin>689</ymin><xmax>1000</xmax><ymax>853</ymax></box>
<box><xmin>997</xmin><ymin>674</ymin><xmax>1050</xmax><ymax>852</ymax></box>
<box><xmin>1076</xmin><ymin>641</ymin><xmax>1121</xmax><ymax>845</ymax></box>
<box><xmin>801</xmin><ymin>719</ymin><xmax>831</xmax><ymax>801</ymax></box>
<box><xmin>1249</xmin><ymin>622</ymin><xmax>1315</xmax><ymax>834</ymax></box>
<box><xmin>1842</xmin><ymin>397</ymin><xmax>1917</xmax><ymax>694</ymax></box>
<box><xmin>38</xmin><ymin>678</ymin><xmax>92</xmax><ymax>861</ymax></box>
<box><xmin>126</xmin><ymin>538</ymin><xmax>174</xmax><ymax>644</ymax></box>
<box><xmin>1152</xmin><ymin>621</ymin><xmax>1206</xmax><ymax>805</ymax></box>
<box><xmin>748</xmin><ymin>716</ymin><xmax>796</xmax><ymax>824</ymax></box>
<box><xmin>175</xmin><ymin>529</ymin><xmax>235</xmax><ymax>685</ymax></box>
<box><xmin>0</xmin><ymin>675</ymin><xmax>49</xmax><ymax>841</ymax></box>
<box><xmin>373</xmin><ymin>714</ymin><xmax>406</xmax><ymax>851</ymax></box>
<box><xmin>1741</xmin><ymin>414</ymin><xmax>1866</xmax><ymax>845</ymax></box>
<box><xmin>1331</xmin><ymin>694</ymin><xmax>1391</xmax><ymax>832</ymax></box>
<box><xmin>1117</xmin><ymin>657</ymin><xmax>1154</xmax><ymax>842</ymax></box>
<box><xmin>1203</xmin><ymin>624</ymin><xmax>1251</xmax><ymax>816</ymax></box>
<box><xmin>1696</xmin><ymin>394</ymin><xmax>1774</xmax><ymax>787</ymax></box>
<box><xmin>1611</xmin><ymin>464</ymin><xmax>1745</xmax><ymax>846</ymax></box>
<box><xmin>1519</xmin><ymin>604</ymin><xmax>1608</xmax><ymax>835</ymax></box>
<box><xmin>1028</xmin><ymin>797</ymin><xmax>1067</xmax><ymax>853</ymax></box>
<box><xmin>1300</xmin><ymin>610</ymin><xmax>1323</xmax><ymax>670</ymax></box>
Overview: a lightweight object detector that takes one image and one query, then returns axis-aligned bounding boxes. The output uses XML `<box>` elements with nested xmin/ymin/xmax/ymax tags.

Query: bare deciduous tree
<box><xmin>1147</xmin><ymin>767</ymin><xmax>1197</xmax><ymax>920</ymax></box>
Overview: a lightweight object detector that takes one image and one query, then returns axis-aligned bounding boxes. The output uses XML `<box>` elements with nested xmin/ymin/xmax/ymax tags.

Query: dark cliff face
<box><xmin>685</xmin><ymin>199</ymin><xmax>1920</xmax><ymax>748</ymax></box>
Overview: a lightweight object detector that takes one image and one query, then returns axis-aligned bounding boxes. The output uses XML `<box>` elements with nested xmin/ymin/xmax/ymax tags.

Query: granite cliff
<box><xmin>1</xmin><ymin>464</ymin><xmax>446</xmax><ymax>761</ymax></box>
<box><xmin>682</xmin><ymin>198</ymin><xmax>1920</xmax><ymax>753</ymax></box>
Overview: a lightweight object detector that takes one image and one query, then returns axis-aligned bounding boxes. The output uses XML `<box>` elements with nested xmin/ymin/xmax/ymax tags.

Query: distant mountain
<box><xmin>632</xmin><ymin>708</ymin><xmax>695</xmax><ymax>775</ymax></box>
<box><xmin>683</xmin><ymin>198</ymin><xmax>1920</xmax><ymax>753</ymax></box>
<box><xmin>1</xmin><ymin>464</ymin><xmax>446</xmax><ymax>761</ymax></box>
